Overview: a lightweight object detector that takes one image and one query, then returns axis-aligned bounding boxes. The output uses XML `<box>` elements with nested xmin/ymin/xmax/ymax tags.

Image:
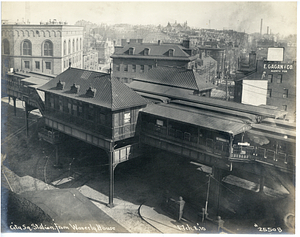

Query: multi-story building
<box><xmin>111</xmin><ymin>39</ymin><xmax>199</xmax><ymax>80</ymax></box>
<box><xmin>1</xmin><ymin>20</ymin><xmax>83</xmax><ymax>75</ymax></box>
<box><xmin>83</xmin><ymin>50</ymin><xmax>99</xmax><ymax>71</ymax></box>
<box><xmin>92</xmin><ymin>39</ymin><xmax>115</xmax><ymax>64</ymax></box>
<box><xmin>234</xmin><ymin>48</ymin><xmax>296</xmax><ymax>121</ymax></box>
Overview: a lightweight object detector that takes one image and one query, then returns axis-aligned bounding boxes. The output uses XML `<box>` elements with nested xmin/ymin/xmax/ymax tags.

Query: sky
<box><xmin>1</xmin><ymin>1</ymin><xmax>297</xmax><ymax>36</ymax></box>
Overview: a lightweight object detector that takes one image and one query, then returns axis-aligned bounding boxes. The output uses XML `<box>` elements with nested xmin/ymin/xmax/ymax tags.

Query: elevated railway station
<box><xmin>2</xmin><ymin>68</ymin><xmax>295</xmax><ymax>217</ymax></box>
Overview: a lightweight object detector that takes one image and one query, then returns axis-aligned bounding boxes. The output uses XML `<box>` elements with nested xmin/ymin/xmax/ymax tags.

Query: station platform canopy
<box><xmin>142</xmin><ymin>103</ymin><xmax>252</xmax><ymax>136</ymax></box>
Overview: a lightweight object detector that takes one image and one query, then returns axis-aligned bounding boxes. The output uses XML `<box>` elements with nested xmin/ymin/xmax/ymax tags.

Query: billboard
<box><xmin>242</xmin><ymin>80</ymin><xmax>268</xmax><ymax>106</ymax></box>
<box><xmin>267</xmin><ymin>47</ymin><xmax>284</xmax><ymax>61</ymax></box>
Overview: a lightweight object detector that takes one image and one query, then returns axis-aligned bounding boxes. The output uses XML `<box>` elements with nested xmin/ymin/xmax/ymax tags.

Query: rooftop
<box><xmin>38</xmin><ymin>68</ymin><xmax>147</xmax><ymax>111</ymax></box>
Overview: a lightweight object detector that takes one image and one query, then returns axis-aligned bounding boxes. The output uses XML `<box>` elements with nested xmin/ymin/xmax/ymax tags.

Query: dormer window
<box><xmin>70</xmin><ymin>83</ymin><xmax>80</xmax><ymax>93</ymax></box>
<box><xmin>56</xmin><ymin>80</ymin><xmax>65</xmax><ymax>90</ymax></box>
<box><xmin>128</xmin><ymin>47</ymin><xmax>135</xmax><ymax>55</ymax></box>
<box><xmin>86</xmin><ymin>86</ymin><xmax>97</xmax><ymax>98</ymax></box>
<box><xmin>144</xmin><ymin>48</ymin><xmax>150</xmax><ymax>56</ymax></box>
<box><xmin>168</xmin><ymin>49</ymin><xmax>174</xmax><ymax>57</ymax></box>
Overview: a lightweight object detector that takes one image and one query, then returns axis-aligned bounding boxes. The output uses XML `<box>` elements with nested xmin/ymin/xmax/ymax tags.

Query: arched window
<box><xmin>3</xmin><ymin>39</ymin><xmax>9</xmax><ymax>55</ymax></box>
<box><xmin>22</xmin><ymin>40</ymin><xmax>32</xmax><ymax>55</ymax></box>
<box><xmin>44</xmin><ymin>40</ymin><xmax>53</xmax><ymax>56</ymax></box>
<box><xmin>76</xmin><ymin>39</ymin><xmax>78</xmax><ymax>51</ymax></box>
<box><xmin>64</xmin><ymin>40</ymin><xmax>66</xmax><ymax>55</ymax></box>
<box><xmin>68</xmin><ymin>39</ymin><xmax>71</xmax><ymax>54</ymax></box>
<box><xmin>72</xmin><ymin>39</ymin><xmax>75</xmax><ymax>53</ymax></box>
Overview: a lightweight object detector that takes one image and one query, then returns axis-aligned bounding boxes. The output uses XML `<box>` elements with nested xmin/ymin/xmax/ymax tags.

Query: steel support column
<box><xmin>209</xmin><ymin>166</ymin><xmax>224</xmax><ymax>216</ymax></box>
<box><xmin>259</xmin><ymin>166</ymin><xmax>265</xmax><ymax>193</ymax></box>
<box><xmin>25</xmin><ymin>102</ymin><xmax>29</xmax><ymax>137</ymax></box>
<box><xmin>13</xmin><ymin>97</ymin><xmax>16</xmax><ymax>116</ymax></box>
<box><xmin>107</xmin><ymin>150</ymin><xmax>115</xmax><ymax>208</ymax></box>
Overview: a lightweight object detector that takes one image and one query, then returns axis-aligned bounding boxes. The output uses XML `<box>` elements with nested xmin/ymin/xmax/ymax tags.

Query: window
<box><xmin>68</xmin><ymin>40</ymin><xmax>71</xmax><ymax>54</ymax></box>
<box><xmin>116</xmin><ymin>64</ymin><xmax>120</xmax><ymax>71</ymax></box>
<box><xmin>64</xmin><ymin>41</ymin><xmax>66</xmax><ymax>55</ymax></box>
<box><xmin>129</xmin><ymin>47</ymin><xmax>134</xmax><ymax>55</ymax></box>
<box><xmin>283</xmin><ymin>89</ymin><xmax>288</xmax><ymax>98</ymax></box>
<box><xmin>50</xmin><ymin>96</ymin><xmax>54</xmax><ymax>109</ymax></box>
<box><xmin>24</xmin><ymin>61</ymin><xmax>30</xmax><ymax>69</ymax></box>
<box><xmin>45</xmin><ymin>62</ymin><xmax>51</xmax><ymax>70</ymax></box>
<box><xmin>267</xmin><ymin>89</ymin><xmax>272</xmax><ymax>98</ymax></box>
<box><xmin>76</xmin><ymin>39</ymin><xmax>79</xmax><ymax>51</ymax></box>
<box><xmin>277</xmin><ymin>74</ymin><xmax>282</xmax><ymax>84</ymax></box>
<box><xmin>80</xmin><ymin>38</ymin><xmax>82</xmax><ymax>50</ymax></box>
<box><xmin>35</xmin><ymin>61</ymin><xmax>40</xmax><ymax>69</ymax></box>
<box><xmin>87</xmin><ymin>105</ymin><xmax>94</xmax><ymax>121</ymax></box>
<box><xmin>72</xmin><ymin>39</ymin><xmax>75</xmax><ymax>53</ymax></box>
<box><xmin>140</xmin><ymin>65</ymin><xmax>144</xmax><ymax>73</ymax></box>
<box><xmin>282</xmin><ymin>105</ymin><xmax>287</xmax><ymax>111</ymax></box>
<box><xmin>169</xmin><ymin>49</ymin><xmax>174</xmax><ymax>57</ymax></box>
<box><xmin>44</xmin><ymin>41</ymin><xmax>53</xmax><ymax>56</ymax></box>
<box><xmin>144</xmin><ymin>48</ymin><xmax>150</xmax><ymax>56</ymax></box>
<box><xmin>132</xmin><ymin>64</ymin><xmax>136</xmax><ymax>72</ymax></box>
<box><xmin>100</xmin><ymin>113</ymin><xmax>105</xmax><ymax>124</ymax></box>
<box><xmin>267</xmin><ymin>74</ymin><xmax>273</xmax><ymax>83</ymax></box>
<box><xmin>59</xmin><ymin>97</ymin><xmax>63</xmax><ymax>112</ymax></box>
<box><xmin>22</xmin><ymin>40</ymin><xmax>32</xmax><ymax>55</ymax></box>
<box><xmin>3</xmin><ymin>39</ymin><xmax>9</xmax><ymax>54</ymax></box>
<box><xmin>124</xmin><ymin>64</ymin><xmax>128</xmax><ymax>72</ymax></box>
<box><xmin>72</xmin><ymin>103</ymin><xmax>77</xmax><ymax>116</ymax></box>
<box><xmin>122</xmin><ymin>78</ymin><xmax>128</xmax><ymax>83</ymax></box>
<box><xmin>124</xmin><ymin>112</ymin><xmax>131</xmax><ymax>124</ymax></box>
<box><xmin>148</xmin><ymin>65</ymin><xmax>153</xmax><ymax>70</ymax></box>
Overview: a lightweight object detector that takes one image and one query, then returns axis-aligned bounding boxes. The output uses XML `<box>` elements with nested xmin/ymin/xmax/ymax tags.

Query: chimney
<box><xmin>121</xmin><ymin>39</ymin><xmax>127</xmax><ymax>47</ymax></box>
<box><xmin>182</xmin><ymin>39</ymin><xmax>190</xmax><ymax>48</ymax></box>
<box><xmin>137</xmin><ymin>39</ymin><xmax>143</xmax><ymax>44</ymax></box>
<box><xmin>129</xmin><ymin>39</ymin><xmax>137</xmax><ymax>44</ymax></box>
<box><xmin>249</xmin><ymin>51</ymin><xmax>256</xmax><ymax>68</ymax></box>
<box><xmin>260</xmin><ymin>19</ymin><xmax>263</xmax><ymax>35</ymax></box>
<box><xmin>267</xmin><ymin>26</ymin><xmax>269</xmax><ymax>35</ymax></box>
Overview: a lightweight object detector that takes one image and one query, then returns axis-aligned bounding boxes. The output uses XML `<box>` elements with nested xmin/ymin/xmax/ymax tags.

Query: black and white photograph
<box><xmin>1</xmin><ymin>1</ymin><xmax>297</xmax><ymax>235</ymax></box>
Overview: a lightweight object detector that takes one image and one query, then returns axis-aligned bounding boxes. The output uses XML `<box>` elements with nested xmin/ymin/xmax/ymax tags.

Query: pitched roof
<box><xmin>111</xmin><ymin>42</ymin><xmax>198</xmax><ymax>60</ymax></box>
<box><xmin>131</xmin><ymin>67</ymin><xmax>216</xmax><ymax>91</ymax></box>
<box><xmin>38</xmin><ymin>68</ymin><xmax>147</xmax><ymax>111</ymax></box>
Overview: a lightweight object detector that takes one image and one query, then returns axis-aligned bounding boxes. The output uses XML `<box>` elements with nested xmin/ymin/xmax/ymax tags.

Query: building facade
<box><xmin>234</xmin><ymin>49</ymin><xmax>296</xmax><ymax>121</ymax></box>
<box><xmin>83</xmin><ymin>50</ymin><xmax>99</xmax><ymax>71</ymax></box>
<box><xmin>111</xmin><ymin>39</ymin><xmax>199</xmax><ymax>81</ymax></box>
<box><xmin>1</xmin><ymin>22</ymin><xmax>84</xmax><ymax>75</ymax></box>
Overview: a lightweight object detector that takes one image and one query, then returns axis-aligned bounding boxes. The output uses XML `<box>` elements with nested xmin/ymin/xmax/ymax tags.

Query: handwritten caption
<box><xmin>177</xmin><ymin>223</ymin><xmax>206</xmax><ymax>232</ymax></box>
<box><xmin>254</xmin><ymin>223</ymin><xmax>282</xmax><ymax>233</ymax></box>
<box><xmin>9</xmin><ymin>222</ymin><xmax>116</xmax><ymax>233</ymax></box>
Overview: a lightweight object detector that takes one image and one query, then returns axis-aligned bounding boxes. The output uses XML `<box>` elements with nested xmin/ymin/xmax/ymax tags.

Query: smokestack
<box><xmin>260</xmin><ymin>19</ymin><xmax>263</xmax><ymax>35</ymax></box>
<box><xmin>267</xmin><ymin>26</ymin><xmax>269</xmax><ymax>35</ymax></box>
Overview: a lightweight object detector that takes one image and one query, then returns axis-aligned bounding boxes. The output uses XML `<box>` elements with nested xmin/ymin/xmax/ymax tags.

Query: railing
<box><xmin>231</xmin><ymin>144</ymin><xmax>294</xmax><ymax>168</ymax></box>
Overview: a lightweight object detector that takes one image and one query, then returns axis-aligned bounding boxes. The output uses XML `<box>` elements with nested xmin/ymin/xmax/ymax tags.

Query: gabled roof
<box><xmin>132</xmin><ymin>67</ymin><xmax>216</xmax><ymax>91</ymax></box>
<box><xmin>111</xmin><ymin>42</ymin><xmax>198</xmax><ymax>60</ymax></box>
<box><xmin>38</xmin><ymin>68</ymin><xmax>147</xmax><ymax>111</ymax></box>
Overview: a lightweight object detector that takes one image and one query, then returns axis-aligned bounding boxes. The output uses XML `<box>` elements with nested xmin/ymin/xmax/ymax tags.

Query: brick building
<box><xmin>111</xmin><ymin>39</ymin><xmax>199</xmax><ymax>80</ymax></box>
<box><xmin>1</xmin><ymin>21</ymin><xmax>83</xmax><ymax>75</ymax></box>
<box><xmin>234</xmin><ymin>48</ymin><xmax>296</xmax><ymax>121</ymax></box>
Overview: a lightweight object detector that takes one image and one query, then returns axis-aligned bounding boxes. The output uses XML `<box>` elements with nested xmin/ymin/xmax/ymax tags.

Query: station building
<box><xmin>1</xmin><ymin>21</ymin><xmax>84</xmax><ymax>76</ymax></box>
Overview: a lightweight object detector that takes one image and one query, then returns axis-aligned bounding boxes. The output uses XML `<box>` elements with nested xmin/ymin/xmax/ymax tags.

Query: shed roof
<box><xmin>38</xmin><ymin>68</ymin><xmax>147</xmax><ymax>111</ymax></box>
<box><xmin>142</xmin><ymin>103</ymin><xmax>252</xmax><ymax>136</ymax></box>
